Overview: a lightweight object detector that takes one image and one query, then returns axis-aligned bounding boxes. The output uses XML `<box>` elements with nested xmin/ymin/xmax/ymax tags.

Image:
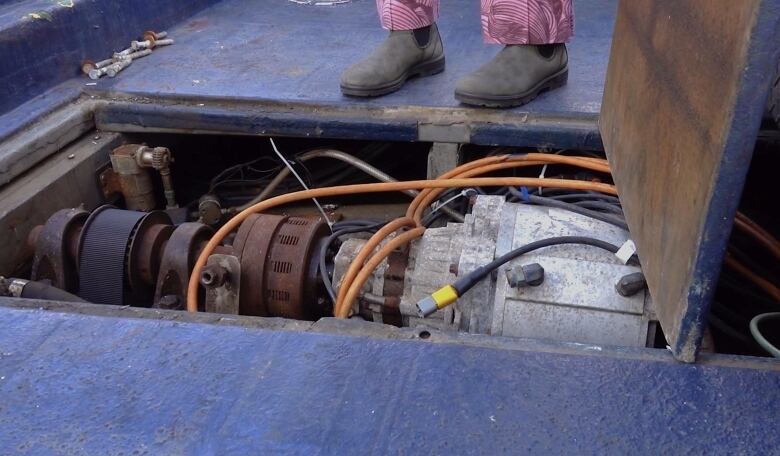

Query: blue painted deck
<box><xmin>0</xmin><ymin>302</ymin><xmax>778</xmax><ymax>454</ymax></box>
<box><xmin>0</xmin><ymin>0</ymin><xmax>615</xmax><ymax>148</ymax></box>
<box><xmin>95</xmin><ymin>0</ymin><xmax>612</xmax><ymax>115</ymax></box>
<box><xmin>91</xmin><ymin>0</ymin><xmax>614</xmax><ymax>147</ymax></box>
<box><xmin>1</xmin><ymin>2</ymin><xmax>779</xmax><ymax>451</ymax></box>
<box><xmin>0</xmin><ymin>0</ymin><xmax>218</xmax><ymax>141</ymax></box>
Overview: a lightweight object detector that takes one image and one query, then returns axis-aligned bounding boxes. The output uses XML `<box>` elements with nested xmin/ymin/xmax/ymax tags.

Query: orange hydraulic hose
<box><xmin>407</xmin><ymin>161</ymin><xmax>546</xmax><ymax>216</ymax></box>
<box><xmin>724</xmin><ymin>254</ymin><xmax>780</xmax><ymax>302</ymax></box>
<box><xmin>186</xmin><ymin>177</ymin><xmax>617</xmax><ymax>312</ymax></box>
<box><xmin>410</xmin><ymin>154</ymin><xmax>608</xmax><ymax>208</ymax></box>
<box><xmin>407</xmin><ymin>154</ymin><xmax>608</xmax><ymax>217</ymax></box>
<box><xmin>406</xmin><ymin>156</ymin><xmax>609</xmax><ymax>222</ymax></box>
<box><xmin>334</xmin><ymin>217</ymin><xmax>416</xmax><ymax>307</ymax></box>
<box><xmin>335</xmin><ymin>162</ymin><xmax>557</xmax><ymax>316</ymax></box>
<box><xmin>334</xmin><ymin>159</ymin><xmax>553</xmax><ymax>312</ymax></box>
<box><xmin>337</xmin><ymin>227</ymin><xmax>426</xmax><ymax>318</ymax></box>
<box><xmin>734</xmin><ymin>212</ymin><xmax>780</xmax><ymax>262</ymax></box>
<box><xmin>333</xmin><ymin>155</ymin><xmax>544</xmax><ymax>313</ymax></box>
<box><xmin>334</xmin><ymin>156</ymin><xmax>614</xmax><ymax>317</ymax></box>
<box><xmin>410</xmin><ymin>161</ymin><xmax>592</xmax><ymax>223</ymax></box>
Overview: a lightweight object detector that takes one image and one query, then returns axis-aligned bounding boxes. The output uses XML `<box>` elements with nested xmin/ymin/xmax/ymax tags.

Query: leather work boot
<box><xmin>340</xmin><ymin>24</ymin><xmax>445</xmax><ymax>97</ymax></box>
<box><xmin>454</xmin><ymin>43</ymin><xmax>568</xmax><ymax>108</ymax></box>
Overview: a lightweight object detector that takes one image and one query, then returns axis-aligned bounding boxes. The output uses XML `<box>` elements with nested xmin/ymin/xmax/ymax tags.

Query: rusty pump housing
<box><xmin>28</xmin><ymin>206</ymin><xmax>330</xmax><ymax>319</ymax></box>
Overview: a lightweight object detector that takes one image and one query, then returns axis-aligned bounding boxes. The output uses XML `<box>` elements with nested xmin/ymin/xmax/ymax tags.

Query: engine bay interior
<box><xmin>2</xmin><ymin>132</ymin><xmax>779</xmax><ymax>357</ymax></box>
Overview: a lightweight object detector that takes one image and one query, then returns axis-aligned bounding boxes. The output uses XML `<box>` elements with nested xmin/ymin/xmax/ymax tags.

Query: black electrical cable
<box><xmin>451</xmin><ymin>236</ymin><xmax>638</xmax><ymax>296</ymax></box>
<box><xmin>319</xmin><ymin>220</ymin><xmax>386</xmax><ymax>302</ymax></box>
<box><xmin>527</xmin><ymin>188</ymin><xmax>578</xmax><ymax>196</ymax></box>
<box><xmin>210</xmin><ymin>143</ymin><xmax>391</xmax><ymax>204</ymax></box>
<box><xmin>531</xmin><ymin>195</ymin><xmax>627</xmax><ymax>228</ymax></box>
<box><xmin>331</xmin><ymin>220</ymin><xmax>384</xmax><ymax>232</ymax></box>
<box><xmin>289</xmin><ymin>156</ymin><xmax>315</xmax><ymax>188</ymax></box>
<box><xmin>422</xmin><ymin>210</ymin><xmax>449</xmax><ymax>227</ymax></box>
<box><xmin>710</xmin><ymin>299</ymin><xmax>753</xmax><ymax>329</ymax></box>
<box><xmin>546</xmin><ymin>192</ymin><xmax>621</xmax><ymax>204</ymax></box>
<box><xmin>719</xmin><ymin>276</ymin><xmax>780</xmax><ymax>310</ymax></box>
<box><xmin>208</xmin><ymin>157</ymin><xmax>281</xmax><ymax>192</ymax></box>
<box><xmin>708</xmin><ymin>311</ymin><xmax>754</xmax><ymax>346</ymax></box>
<box><xmin>573</xmin><ymin>200</ymin><xmax>625</xmax><ymax>215</ymax></box>
<box><xmin>506</xmin><ymin>188</ymin><xmax>629</xmax><ymax>230</ymax></box>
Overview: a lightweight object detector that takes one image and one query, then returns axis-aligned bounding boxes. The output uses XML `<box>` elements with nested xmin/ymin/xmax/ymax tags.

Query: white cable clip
<box><xmin>615</xmin><ymin>239</ymin><xmax>637</xmax><ymax>264</ymax></box>
<box><xmin>536</xmin><ymin>149</ymin><xmax>566</xmax><ymax>195</ymax></box>
<box><xmin>538</xmin><ymin>164</ymin><xmax>548</xmax><ymax>195</ymax></box>
<box><xmin>431</xmin><ymin>188</ymin><xmax>474</xmax><ymax>214</ymax></box>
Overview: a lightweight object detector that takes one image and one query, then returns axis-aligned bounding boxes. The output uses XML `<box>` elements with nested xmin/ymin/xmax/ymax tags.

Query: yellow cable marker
<box><xmin>417</xmin><ymin>284</ymin><xmax>459</xmax><ymax>317</ymax></box>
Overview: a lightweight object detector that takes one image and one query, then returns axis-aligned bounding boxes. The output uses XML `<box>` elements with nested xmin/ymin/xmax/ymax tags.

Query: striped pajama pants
<box><xmin>376</xmin><ymin>0</ymin><xmax>573</xmax><ymax>44</ymax></box>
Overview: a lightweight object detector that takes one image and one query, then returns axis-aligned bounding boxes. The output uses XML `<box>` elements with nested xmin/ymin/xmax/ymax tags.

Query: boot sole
<box><xmin>454</xmin><ymin>67</ymin><xmax>569</xmax><ymax>108</ymax></box>
<box><xmin>340</xmin><ymin>57</ymin><xmax>446</xmax><ymax>97</ymax></box>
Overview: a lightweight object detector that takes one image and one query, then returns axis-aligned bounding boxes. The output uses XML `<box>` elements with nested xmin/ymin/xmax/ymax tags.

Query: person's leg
<box><xmin>340</xmin><ymin>0</ymin><xmax>444</xmax><ymax>97</ymax></box>
<box><xmin>377</xmin><ymin>0</ymin><xmax>439</xmax><ymax>30</ymax></box>
<box><xmin>455</xmin><ymin>0</ymin><xmax>573</xmax><ymax>107</ymax></box>
<box><xmin>481</xmin><ymin>0</ymin><xmax>573</xmax><ymax>45</ymax></box>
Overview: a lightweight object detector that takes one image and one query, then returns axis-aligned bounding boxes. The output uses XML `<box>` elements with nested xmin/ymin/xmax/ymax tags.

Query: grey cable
<box><xmin>319</xmin><ymin>221</ymin><xmax>385</xmax><ymax>302</ymax></box>
<box><xmin>269</xmin><ymin>138</ymin><xmax>334</xmax><ymax>230</ymax></box>
<box><xmin>236</xmin><ymin>148</ymin><xmax>464</xmax><ymax>222</ymax></box>
<box><xmin>750</xmin><ymin>312</ymin><xmax>780</xmax><ymax>358</ymax></box>
<box><xmin>507</xmin><ymin>188</ymin><xmax>629</xmax><ymax>230</ymax></box>
<box><xmin>574</xmin><ymin>200</ymin><xmax>625</xmax><ymax>215</ymax></box>
<box><xmin>547</xmin><ymin>192</ymin><xmax>621</xmax><ymax>203</ymax></box>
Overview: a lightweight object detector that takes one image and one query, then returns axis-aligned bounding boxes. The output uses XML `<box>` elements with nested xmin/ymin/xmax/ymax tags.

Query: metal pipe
<box><xmin>362</xmin><ymin>293</ymin><xmax>388</xmax><ymax>305</ymax></box>
<box><xmin>136</xmin><ymin>146</ymin><xmax>178</xmax><ymax>209</ymax></box>
<box><xmin>159</xmin><ymin>169</ymin><xmax>177</xmax><ymax>209</ymax></box>
<box><xmin>235</xmin><ymin>149</ymin><xmax>464</xmax><ymax>222</ymax></box>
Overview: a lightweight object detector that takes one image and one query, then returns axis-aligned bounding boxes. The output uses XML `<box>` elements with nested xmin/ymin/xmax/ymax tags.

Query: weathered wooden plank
<box><xmin>600</xmin><ymin>0</ymin><xmax>780</xmax><ymax>361</ymax></box>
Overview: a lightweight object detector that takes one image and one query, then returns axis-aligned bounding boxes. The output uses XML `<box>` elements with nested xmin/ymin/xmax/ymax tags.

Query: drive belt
<box><xmin>78</xmin><ymin>206</ymin><xmax>145</xmax><ymax>305</ymax></box>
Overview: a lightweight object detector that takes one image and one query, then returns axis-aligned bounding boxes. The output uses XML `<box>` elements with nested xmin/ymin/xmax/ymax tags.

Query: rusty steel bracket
<box><xmin>30</xmin><ymin>208</ymin><xmax>89</xmax><ymax>293</ymax></box>
<box><xmin>203</xmin><ymin>254</ymin><xmax>241</xmax><ymax>315</ymax></box>
<box><xmin>154</xmin><ymin>222</ymin><xmax>214</xmax><ymax>310</ymax></box>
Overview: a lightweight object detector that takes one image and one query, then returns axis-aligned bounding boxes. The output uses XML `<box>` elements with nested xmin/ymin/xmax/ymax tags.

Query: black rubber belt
<box><xmin>78</xmin><ymin>206</ymin><xmax>145</xmax><ymax>305</ymax></box>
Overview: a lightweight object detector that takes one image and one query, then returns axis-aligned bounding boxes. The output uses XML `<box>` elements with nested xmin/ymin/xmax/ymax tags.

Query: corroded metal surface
<box><xmin>231</xmin><ymin>214</ymin><xmax>327</xmax><ymax>319</ymax></box>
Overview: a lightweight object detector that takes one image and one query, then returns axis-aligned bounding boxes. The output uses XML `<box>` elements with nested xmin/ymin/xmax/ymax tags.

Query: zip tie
<box><xmin>268</xmin><ymin>138</ymin><xmax>334</xmax><ymax>231</ymax></box>
<box><xmin>431</xmin><ymin>189</ymin><xmax>471</xmax><ymax>214</ymax></box>
<box><xmin>537</xmin><ymin>149</ymin><xmax>567</xmax><ymax>195</ymax></box>
<box><xmin>538</xmin><ymin>164</ymin><xmax>548</xmax><ymax>195</ymax></box>
<box><xmin>615</xmin><ymin>239</ymin><xmax>637</xmax><ymax>264</ymax></box>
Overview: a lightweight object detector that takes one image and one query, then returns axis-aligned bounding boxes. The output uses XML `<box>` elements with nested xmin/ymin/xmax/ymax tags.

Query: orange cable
<box><xmin>407</xmin><ymin>154</ymin><xmax>609</xmax><ymax>218</ymax></box>
<box><xmin>334</xmin><ymin>155</ymin><xmax>613</xmax><ymax>317</ymax></box>
<box><xmin>734</xmin><ymin>212</ymin><xmax>780</xmax><ymax>262</ymax></box>
<box><xmin>186</xmin><ymin>176</ymin><xmax>617</xmax><ymax>312</ymax></box>
<box><xmin>724</xmin><ymin>254</ymin><xmax>780</xmax><ymax>301</ymax></box>
<box><xmin>337</xmin><ymin>227</ymin><xmax>426</xmax><ymax>318</ymax></box>
<box><xmin>336</xmin><ymin>162</ymin><xmax>559</xmax><ymax>317</ymax></box>
<box><xmin>334</xmin><ymin>217</ymin><xmax>416</xmax><ymax>308</ymax></box>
